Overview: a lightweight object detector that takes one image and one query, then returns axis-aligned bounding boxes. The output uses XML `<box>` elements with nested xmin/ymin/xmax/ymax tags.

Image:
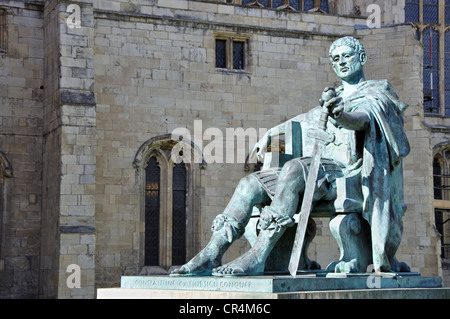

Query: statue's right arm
<box><xmin>250</xmin><ymin>114</ymin><xmax>307</xmax><ymax>162</ymax></box>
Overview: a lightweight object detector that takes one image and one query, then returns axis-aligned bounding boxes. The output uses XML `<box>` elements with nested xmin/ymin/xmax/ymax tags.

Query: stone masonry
<box><xmin>0</xmin><ymin>0</ymin><xmax>447</xmax><ymax>298</ymax></box>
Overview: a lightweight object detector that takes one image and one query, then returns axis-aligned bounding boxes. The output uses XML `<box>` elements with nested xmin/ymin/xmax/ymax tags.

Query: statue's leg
<box><xmin>170</xmin><ymin>174</ymin><xmax>270</xmax><ymax>276</ymax></box>
<box><xmin>213</xmin><ymin>160</ymin><xmax>306</xmax><ymax>276</ymax></box>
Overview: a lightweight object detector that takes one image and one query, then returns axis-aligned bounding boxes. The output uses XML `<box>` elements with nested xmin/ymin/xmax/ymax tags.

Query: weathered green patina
<box><xmin>171</xmin><ymin>36</ymin><xmax>410</xmax><ymax>277</ymax></box>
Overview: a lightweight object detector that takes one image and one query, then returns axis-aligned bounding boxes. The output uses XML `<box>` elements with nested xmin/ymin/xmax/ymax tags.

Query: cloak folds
<box><xmin>343</xmin><ymin>80</ymin><xmax>410</xmax><ymax>271</ymax></box>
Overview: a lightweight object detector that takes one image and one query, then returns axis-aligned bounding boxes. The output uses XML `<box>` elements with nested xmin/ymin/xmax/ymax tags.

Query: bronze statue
<box><xmin>171</xmin><ymin>36</ymin><xmax>410</xmax><ymax>277</ymax></box>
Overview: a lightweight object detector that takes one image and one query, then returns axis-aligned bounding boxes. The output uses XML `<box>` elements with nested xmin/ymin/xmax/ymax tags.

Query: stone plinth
<box><xmin>97</xmin><ymin>274</ymin><xmax>449</xmax><ymax>299</ymax></box>
<box><xmin>97</xmin><ymin>287</ymin><xmax>450</xmax><ymax>299</ymax></box>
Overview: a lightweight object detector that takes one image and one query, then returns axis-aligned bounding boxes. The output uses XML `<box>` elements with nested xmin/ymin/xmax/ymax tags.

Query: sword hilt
<box><xmin>319</xmin><ymin>87</ymin><xmax>336</xmax><ymax>131</ymax></box>
<box><xmin>319</xmin><ymin>106</ymin><xmax>329</xmax><ymax>132</ymax></box>
<box><xmin>308</xmin><ymin>87</ymin><xmax>336</xmax><ymax>143</ymax></box>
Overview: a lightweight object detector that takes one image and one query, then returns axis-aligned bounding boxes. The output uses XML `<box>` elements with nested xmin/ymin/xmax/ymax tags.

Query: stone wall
<box><xmin>92</xmin><ymin>0</ymin><xmax>440</xmax><ymax>288</ymax></box>
<box><xmin>0</xmin><ymin>1</ymin><xmax>44</xmax><ymax>298</ymax></box>
<box><xmin>41</xmin><ymin>0</ymin><xmax>97</xmax><ymax>299</ymax></box>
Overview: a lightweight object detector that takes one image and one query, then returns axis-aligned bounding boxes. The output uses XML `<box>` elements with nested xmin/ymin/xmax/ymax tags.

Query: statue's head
<box><xmin>329</xmin><ymin>36</ymin><xmax>367</xmax><ymax>83</ymax></box>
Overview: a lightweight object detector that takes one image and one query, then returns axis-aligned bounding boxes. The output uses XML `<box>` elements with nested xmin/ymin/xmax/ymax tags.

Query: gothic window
<box><xmin>0</xmin><ymin>9</ymin><xmax>7</xmax><ymax>53</ymax></box>
<box><xmin>240</xmin><ymin>0</ymin><xmax>328</xmax><ymax>12</ymax></box>
<box><xmin>433</xmin><ymin>148</ymin><xmax>450</xmax><ymax>201</ymax></box>
<box><xmin>215</xmin><ymin>33</ymin><xmax>250</xmax><ymax>72</ymax></box>
<box><xmin>405</xmin><ymin>1</ymin><xmax>450</xmax><ymax>116</ymax></box>
<box><xmin>433</xmin><ymin>147</ymin><xmax>450</xmax><ymax>258</ymax></box>
<box><xmin>423</xmin><ymin>27</ymin><xmax>440</xmax><ymax>114</ymax></box>
<box><xmin>135</xmin><ymin>135</ymin><xmax>203</xmax><ymax>270</ymax></box>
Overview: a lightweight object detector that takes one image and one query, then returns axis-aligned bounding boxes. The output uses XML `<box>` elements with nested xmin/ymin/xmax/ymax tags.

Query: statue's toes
<box><xmin>170</xmin><ymin>265</ymin><xmax>190</xmax><ymax>276</ymax></box>
<box><xmin>213</xmin><ymin>265</ymin><xmax>247</xmax><ymax>276</ymax></box>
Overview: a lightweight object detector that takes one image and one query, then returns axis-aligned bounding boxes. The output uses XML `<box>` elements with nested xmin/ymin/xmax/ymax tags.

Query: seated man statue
<box><xmin>171</xmin><ymin>36</ymin><xmax>410</xmax><ymax>276</ymax></box>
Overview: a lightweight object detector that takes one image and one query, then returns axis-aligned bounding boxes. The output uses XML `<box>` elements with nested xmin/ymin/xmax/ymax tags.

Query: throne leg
<box><xmin>327</xmin><ymin>213</ymin><xmax>372</xmax><ymax>273</ymax></box>
<box><xmin>247</xmin><ymin>216</ymin><xmax>320</xmax><ymax>273</ymax></box>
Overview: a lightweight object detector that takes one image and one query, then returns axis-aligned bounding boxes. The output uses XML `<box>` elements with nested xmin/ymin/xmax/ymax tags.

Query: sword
<box><xmin>288</xmin><ymin>88</ymin><xmax>336</xmax><ymax>277</ymax></box>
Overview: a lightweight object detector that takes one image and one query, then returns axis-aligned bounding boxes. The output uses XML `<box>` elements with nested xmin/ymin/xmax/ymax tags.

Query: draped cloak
<box><xmin>338</xmin><ymin>80</ymin><xmax>410</xmax><ymax>270</ymax></box>
<box><xmin>254</xmin><ymin>79</ymin><xmax>410</xmax><ymax>271</ymax></box>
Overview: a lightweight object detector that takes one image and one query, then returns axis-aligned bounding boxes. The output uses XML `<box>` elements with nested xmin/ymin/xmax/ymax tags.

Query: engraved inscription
<box><xmin>130</xmin><ymin>277</ymin><xmax>253</xmax><ymax>291</ymax></box>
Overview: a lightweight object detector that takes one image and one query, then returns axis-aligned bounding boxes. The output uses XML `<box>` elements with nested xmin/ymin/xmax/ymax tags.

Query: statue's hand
<box><xmin>250</xmin><ymin>131</ymin><xmax>269</xmax><ymax>163</ymax></box>
<box><xmin>324</xmin><ymin>96</ymin><xmax>344</xmax><ymax>119</ymax></box>
<box><xmin>319</xmin><ymin>86</ymin><xmax>336</xmax><ymax>106</ymax></box>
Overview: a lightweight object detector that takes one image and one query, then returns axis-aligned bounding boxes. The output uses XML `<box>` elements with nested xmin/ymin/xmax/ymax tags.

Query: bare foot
<box><xmin>212</xmin><ymin>249</ymin><xmax>265</xmax><ymax>276</ymax></box>
<box><xmin>170</xmin><ymin>250</ymin><xmax>219</xmax><ymax>276</ymax></box>
<box><xmin>171</xmin><ymin>233</ymin><xmax>231</xmax><ymax>276</ymax></box>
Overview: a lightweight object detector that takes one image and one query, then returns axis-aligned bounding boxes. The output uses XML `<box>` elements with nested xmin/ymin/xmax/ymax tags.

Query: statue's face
<box><xmin>330</xmin><ymin>45</ymin><xmax>366</xmax><ymax>83</ymax></box>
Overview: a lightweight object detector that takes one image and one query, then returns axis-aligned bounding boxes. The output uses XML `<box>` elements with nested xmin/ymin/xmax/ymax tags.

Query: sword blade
<box><xmin>288</xmin><ymin>140</ymin><xmax>324</xmax><ymax>276</ymax></box>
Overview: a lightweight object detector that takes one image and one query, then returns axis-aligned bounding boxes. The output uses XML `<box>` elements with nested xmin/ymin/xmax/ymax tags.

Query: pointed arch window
<box><xmin>433</xmin><ymin>147</ymin><xmax>450</xmax><ymax>258</ymax></box>
<box><xmin>405</xmin><ymin>0</ymin><xmax>450</xmax><ymax>116</ymax></box>
<box><xmin>134</xmin><ymin>134</ymin><xmax>204</xmax><ymax>272</ymax></box>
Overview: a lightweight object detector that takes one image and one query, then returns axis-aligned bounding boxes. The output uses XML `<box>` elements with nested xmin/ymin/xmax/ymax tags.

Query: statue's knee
<box><xmin>237</xmin><ymin>174</ymin><xmax>258</xmax><ymax>192</ymax></box>
<box><xmin>278</xmin><ymin>160</ymin><xmax>303</xmax><ymax>187</ymax></box>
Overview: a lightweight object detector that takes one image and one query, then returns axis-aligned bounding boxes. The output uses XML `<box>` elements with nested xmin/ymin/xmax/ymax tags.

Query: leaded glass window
<box><xmin>405</xmin><ymin>0</ymin><xmax>420</xmax><ymax>22</ymax></box>
<box><xmin>303</xmin><ymin>0</ymin><xmax>314</xmax><ymax>11</ymax></box>
<box><xmin>215</xmin><ymin>39</ymin><xmax>227</xmax><ymax>69</ymax></box>
<box><xmin>240</xmin><ymin>0</ymin><xmax>328</xmax><ymax>12</ymax></box>
<box><xmin>233</xmin><ymin>41</ymin><xmax>245</xmax><ymax>70</ymax></box>
<box><xmin>319</xmin><ymin>0</ymin><xmax>328</xmax><ymax>13</ymax></box>
<box><xmin>215</xmin><ymin>34</ymin><xmax>249</xmax><ymax>72</ymax></box>
<box><xmin>433</xmin><ymin>148</ymin><xmax>450</xmax><ymax>258</ymax></box>
<box><xmin>423</xmin><ymin>0</ymin><xmax>439</xmax><ymax>24</ymax></box>
<box><xmin>404</xmin><ymin>2</ymin><xmax>450</xmax><ymax>116</ymax></box>
<box><xmin>423</xmin><ymin>27</ymin><xmax>440</xmax><ymax>114</ymax></box>
<box><xmin>145</xmin><ymin>156</ymin><xmax>160</xmax><ymax>266</ymax></box>
<box><xmin>172</xmin><ymin>162</ymin><xmax>187</xmax><ymax>265</ymax></box>
<box><xmin>445</xmin><ymin>31</ymin><xmax>450</xmax><ymax>116</ymax></box>
<box><xmin>273</xmin><ymin>0</ymin><xmax>284</xmax><ymax>8</ymax></box>
<box><xmin>144</xmin><ymin>156</ymin><xmax>190</xmax><ymax>267</ymax></box>
<box><xmin>0</xmin><ymin>10</ymin><xmax>7</xmax><ymax>53</ymax></box>
<box><xmin>290</xmin><ymin>0</ymin><xmax>300</xmax><ymax>11</ymax></box>
<box><xmin>446</xmin><ymin>0</ymin><xmax>450</xmax><ymax>24</ymax></box>
<box><xmin>434</xmin><ymin>156</ymin><xmax>443</xmax><ymax>200</ymax></box>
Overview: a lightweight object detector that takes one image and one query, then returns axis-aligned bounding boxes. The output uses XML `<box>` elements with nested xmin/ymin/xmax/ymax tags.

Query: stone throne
<box><xmin>243</xmin><ymin>120</ymin><xmax>375</xmax><ymax>274</ymax></box>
